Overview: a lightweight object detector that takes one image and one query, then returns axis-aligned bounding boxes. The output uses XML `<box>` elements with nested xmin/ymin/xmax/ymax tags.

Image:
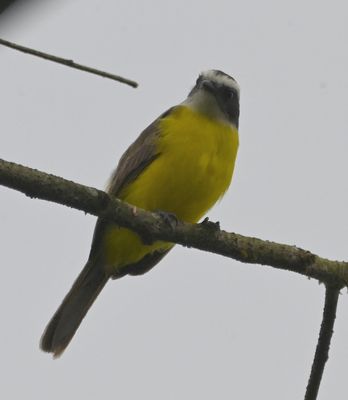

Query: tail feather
<box><xmin>40</xmin><ymin>260</ymin><xmax>109</xmax><ymax>357</ymax></box>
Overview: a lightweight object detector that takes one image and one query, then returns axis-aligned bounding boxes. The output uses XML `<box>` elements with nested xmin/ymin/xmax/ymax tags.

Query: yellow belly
<box><xmin>103</xmin><ymin>105</ymin><xmax>239</xmax><ymax>271</ymax></box>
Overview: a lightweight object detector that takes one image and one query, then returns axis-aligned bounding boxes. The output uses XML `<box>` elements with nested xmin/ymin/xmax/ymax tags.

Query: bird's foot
<box><xmin>156</xmin><ymin>210</ymin><xmax>179</xmax><ymax>230</ymax></box>
<box><xmin>200</xmin><ymin>217</ymin><xmax>220</xmax><ymax>231</ymax></box>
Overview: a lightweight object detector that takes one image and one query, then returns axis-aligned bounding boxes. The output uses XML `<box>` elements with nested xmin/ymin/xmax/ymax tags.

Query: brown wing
<box><xmin>107</xmin><ymin>107</ymin><xmax>174</xmax><ymax>196</ymax></box>
<box><xmin>88</xmin><ymin>107</ymin><xmax>175</xmax><ymax>271</ymax></box>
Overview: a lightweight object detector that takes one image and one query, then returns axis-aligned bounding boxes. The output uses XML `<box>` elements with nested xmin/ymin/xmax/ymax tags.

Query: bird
<box><xmin>40</xmin><ymin>69</ymin><xmax>240</xmax><ymax>357</ymax></box>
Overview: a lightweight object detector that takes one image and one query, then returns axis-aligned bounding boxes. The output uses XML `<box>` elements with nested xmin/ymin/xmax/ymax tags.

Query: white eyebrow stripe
<box><xmin>200</xmin><ymin>70</ymin><xmax>240</xmax><ymax>96</ymax></box>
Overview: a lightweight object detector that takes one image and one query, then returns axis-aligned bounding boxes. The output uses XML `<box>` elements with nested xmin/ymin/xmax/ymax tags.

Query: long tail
<box><xmin>40</xmin><ymin>260</ymin><xmax>109</xmax><ymax>357</ymax></box>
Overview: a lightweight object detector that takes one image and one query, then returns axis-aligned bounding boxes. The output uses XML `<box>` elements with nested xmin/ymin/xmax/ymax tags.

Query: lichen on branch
<box><xmin>0</xmin><ymin>157</ymin><xmax>347</xmax><ymax>287</ymax></box>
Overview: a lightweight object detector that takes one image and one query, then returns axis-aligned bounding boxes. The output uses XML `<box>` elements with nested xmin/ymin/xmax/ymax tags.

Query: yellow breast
<box><xmin>121</xmin><ymin>105</ymin><xmax>239</xmax><ymax>221</ymax></box>
<box><xmin>103</xmin><ymin>105</ymin><xmax>239</xmax><ymax>270</ymax></box>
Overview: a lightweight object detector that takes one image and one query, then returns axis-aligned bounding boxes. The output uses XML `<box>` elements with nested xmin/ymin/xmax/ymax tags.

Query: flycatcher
<box><xmin>41</xmin><ymin>69</ymin><xmax>240</xmax><ymax>357</ymax></box>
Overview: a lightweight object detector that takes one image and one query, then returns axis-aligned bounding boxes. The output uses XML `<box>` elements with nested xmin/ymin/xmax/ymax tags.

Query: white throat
<box><xmin>181</xmin><ymin>89</ymin><xmax>231</xmax><ymax>125</ymax></box>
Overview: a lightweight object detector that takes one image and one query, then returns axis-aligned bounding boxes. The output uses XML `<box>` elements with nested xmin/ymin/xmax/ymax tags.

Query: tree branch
<box><xmin>304</xmin><ymin>285</ymin><xmax>340</xmax><ymax>400</ymax></box>
<box><xmin>0</xmin><ymin>37</ymin><xmax>138</xmax><ymax>88</ymax></box>
<box><xmin>1</xmin><ymin>158</ymin><xmax>348</xmax><ymax>287</ymax></box>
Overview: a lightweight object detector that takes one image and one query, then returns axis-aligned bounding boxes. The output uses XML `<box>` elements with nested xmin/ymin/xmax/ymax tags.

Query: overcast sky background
<box><xmin>1</xmin><ymin>1</ymin><xmax>348</xmax><ymax>399</ymax></box>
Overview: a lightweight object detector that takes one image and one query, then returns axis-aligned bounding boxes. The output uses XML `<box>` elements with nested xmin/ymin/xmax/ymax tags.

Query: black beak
<box><xmin>200</xmin><ymin>79</ymin><xmax>216</xmax><ymax>93</ymax></box>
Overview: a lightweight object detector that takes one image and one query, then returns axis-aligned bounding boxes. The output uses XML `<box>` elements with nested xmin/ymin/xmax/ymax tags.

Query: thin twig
<box><xmin>0</xmin><ymin>0</ymin><xmax>15</xmax><ymax>14</ymax></box>
<box><xmin>304</xmin><ymin>285</ymin><xmax>340</xmax><ymax>400</ymax></box>
<box><xmin>0</xmin><ymin>37</ymin><xmax>138</xmax><ymax>88</ymax></box>
<box><xmin>1</xmin><ymin>158</ymin><xmax>348</xmax><ymax>287</ymax></box>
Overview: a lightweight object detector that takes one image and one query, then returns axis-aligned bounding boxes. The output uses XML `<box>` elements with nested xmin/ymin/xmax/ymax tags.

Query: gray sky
<box><xmin>1</xmin><ymin>1</ymin><xmax>348</xmax><ymax>399</ymax></box>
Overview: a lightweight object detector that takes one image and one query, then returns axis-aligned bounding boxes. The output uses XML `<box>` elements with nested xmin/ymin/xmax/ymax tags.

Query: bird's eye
<box><xmin>221</xmin><ymin>87</ymin><xmax>234</xmax><ymax>99</ymax></box>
